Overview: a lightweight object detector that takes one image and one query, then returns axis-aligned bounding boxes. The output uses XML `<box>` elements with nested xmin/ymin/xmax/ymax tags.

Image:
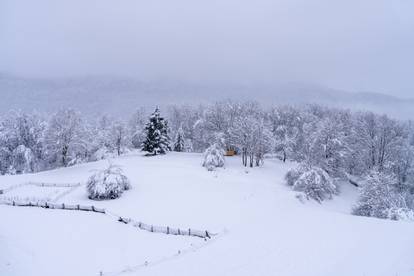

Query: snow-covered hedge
<box><xmin>86</xmin><ymin>164</ymin><xmax>131</xmax><ymax>200</ymax></box>
<box><xmin>352</xmin><ymin>172</ymin><xmax>414</xmax><ymax>221</ymax></box>
<box><xmin>285</xmin><ymin>164</ymin><xmax>337</xmax><ymax>202</ymax></box>
<box><xmin>202</xmin><ymin>143</ymin><xmax>225</xmax><ymax>171</ymax></box>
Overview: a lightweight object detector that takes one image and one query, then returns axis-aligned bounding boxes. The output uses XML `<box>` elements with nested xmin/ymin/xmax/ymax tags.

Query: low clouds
<box><xmin>1</xmin><ymin>0</ymin><xmax>413</xmax><ymax>97</ymax></box>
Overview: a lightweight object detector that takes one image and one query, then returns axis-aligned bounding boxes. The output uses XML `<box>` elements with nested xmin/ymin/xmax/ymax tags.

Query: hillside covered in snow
<box><xmin>1</xmin><ymin>74</ymin><xmax>414</xmax><ymax>120</ymax></box>
<box><xmin>1</xmin><ymin>152</ymin><xmax>414</xmax><ymax>276</ymax></box>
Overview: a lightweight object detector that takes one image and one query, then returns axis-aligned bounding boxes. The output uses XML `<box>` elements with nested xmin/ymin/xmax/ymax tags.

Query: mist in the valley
<box><xmin>1</xmin><ymin>0</ymin><xmax>414</xmax><ymax>117</ymax></box>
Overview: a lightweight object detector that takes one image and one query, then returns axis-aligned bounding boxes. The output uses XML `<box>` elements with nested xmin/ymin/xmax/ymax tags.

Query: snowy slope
<box><xmin>1</xmin><ymin>152</ymin><xmax>413</xmax><ymax>276</ymax></box>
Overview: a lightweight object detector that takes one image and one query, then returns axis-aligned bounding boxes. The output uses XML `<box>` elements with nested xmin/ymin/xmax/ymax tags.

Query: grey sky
<box><xmin>1</xmin><ymin>0</ymin><xmax>413</xmax><ymax>97</ymax></box>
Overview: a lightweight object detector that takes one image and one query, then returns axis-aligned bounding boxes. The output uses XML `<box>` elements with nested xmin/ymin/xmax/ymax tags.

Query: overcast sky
<box><xmin>1</xmin><ymin>0</ymin><xmax>413</xmax><ymax>97</ymax></box>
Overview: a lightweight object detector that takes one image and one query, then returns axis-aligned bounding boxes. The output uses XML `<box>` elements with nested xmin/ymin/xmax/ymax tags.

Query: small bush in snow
<box><xmin>285</xmin><ymin>163</ymin><xmax>311</xmax><ymax>186</ymax></box>
<box><xmin>202</xmin><ymin>143</ymin><xmax>225</xmax><ymax>171</ymax></box>
<box><xmin>286</xmin><ymin>164</ymin><xmax>337</xmax><ymax>203</ymax></box>
<box><xmin>86</xmin><ymin>164</ymin><xmax>131</xmax><ymax>200</ymax></box>
<box><xmin>352</xmin><ymin>172</ymin><xmax>413</xmax><ymax>220</ymax></box>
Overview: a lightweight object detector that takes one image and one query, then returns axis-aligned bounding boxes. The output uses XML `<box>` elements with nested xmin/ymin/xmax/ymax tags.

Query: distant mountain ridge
<box><xmin>0</xmin><ymin>74</ymin><xmax>413</xmax><ymax>120</ymax></box>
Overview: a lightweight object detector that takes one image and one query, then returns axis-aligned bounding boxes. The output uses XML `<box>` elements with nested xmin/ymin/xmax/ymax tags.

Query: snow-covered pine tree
<box><xmin>141</xmin><ymin>108</ymin><xmax>171</xmax><ymax>155</ymax></box>
<box><xmin>173</xmin><ymin>126</ymin><xmax>185</xmax><ymax>152</ymax></box>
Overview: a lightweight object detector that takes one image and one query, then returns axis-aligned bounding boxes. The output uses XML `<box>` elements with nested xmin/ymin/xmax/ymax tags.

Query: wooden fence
<box><xmin>0</xmin><ymin>182</ymin><xmax>82</xmax><ymax>204</ymax></box>
<box><xmin>2</xmin><ymin>200</ymin><xmax>105</xmax><ymax>213</ymax></box>
<box><xmin>0</xmin><ymin>182</ymin><xmax>81</xmax><ymax>195</ymax></box>
<box><xmin>118</xmin><ymin>217</ymin><xmax>212</xmax><ymax>239</ymax></box>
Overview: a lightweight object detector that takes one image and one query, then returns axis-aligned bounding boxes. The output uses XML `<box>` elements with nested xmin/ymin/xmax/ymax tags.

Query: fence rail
<box><xmin>27</xmin><ymin>182</ymin><xmax>81</xmax><ymax>188</ymax></box>
<box><xmin>0</xmin><ymin>182</ymin><xmax>81</xmax><ymax>195</ymax></box>
<box><xmin>118</xmin><ymin>216</ymin><xmax>212</xmax><ymax>239</ymax></box>
<box><xmin>1</xmin><ymin>200</ymin><xmax>105</xmax><ymax>213</ymax></box>
<box><xmin>1</xmin><ymin>200</ymin><xmax>213</xmax><ymax>239</ymax></box>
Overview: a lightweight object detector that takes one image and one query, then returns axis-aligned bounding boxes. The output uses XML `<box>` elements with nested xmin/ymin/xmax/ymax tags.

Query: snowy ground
<box><xmin>1</xmin><ymin>152</ymin><xmax>414</xmax><ymax>276</ymax></box>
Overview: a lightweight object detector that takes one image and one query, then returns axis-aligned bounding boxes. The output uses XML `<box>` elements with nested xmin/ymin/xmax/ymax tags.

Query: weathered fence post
<box><xmin>167</xmin><ymin>226</ymin><xmax>170</xmax><ymax>234</ymax></box>
<box><xmin>188</xmin><ymin>228</ymin><xmax>191</xmax><ymax>236</ymax></box>
<box><xmin>91</xmin><ymin>205</ymin><xmax>95</xmax><ymax>212</ymax></box>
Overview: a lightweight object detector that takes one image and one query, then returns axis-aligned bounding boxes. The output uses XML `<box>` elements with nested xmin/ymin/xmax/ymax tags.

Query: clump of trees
<box><xmin>352</xmin><ymin>172</ymin><xmax>414</xmax><ymax>220</ymax></box>
<box><xmin>86</xmin><ymin>163</ymin><xmax>131</xmax><ymax>200</ymax></box>
<box><xmin>1</xmin><ymin>101</ymin><xmax>413</xmax><ymax>220</ymax></box>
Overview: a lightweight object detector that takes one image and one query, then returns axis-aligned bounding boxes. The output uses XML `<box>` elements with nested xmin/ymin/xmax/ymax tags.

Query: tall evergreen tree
<box><xmin>141</xmin><ymin>108</ymin><xmax>170</xmax><ymax>155</ymax></box>
<box><xmin>173</xmin><ymin>126</ymin><xmax>185</xmax><ymax>152</ymax></box>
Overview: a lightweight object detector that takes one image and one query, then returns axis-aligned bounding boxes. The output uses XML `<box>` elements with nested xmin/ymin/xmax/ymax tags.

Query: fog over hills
<box><xmin>1</xmin><ymin>74</ymin><xmax>413</xmax><ymax>120</ymax></box>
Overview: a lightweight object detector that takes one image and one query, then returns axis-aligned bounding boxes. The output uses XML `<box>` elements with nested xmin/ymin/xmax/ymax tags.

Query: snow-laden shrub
<box><xmin>352</xmin><ymin>172</ymin><xmax>414</xmax><ymax>220</ymax></box>
<box><xmin>91</xmin><ymin>147</ymin><xmax>116</xmax><ymax>161</ymax></box>
<box><xmin>286</xmin><ymin>164</ymin><xmax>337</xmax><ymax>202</ymax></box>
<box><xmin>285</xmin><ymin>163</ymin><xmax>311</xmax><ymax>186</ymax></box>
<box><xmin>387</xmin><ymin>207</ymin><xmax>414</xmax><ymax>221</ymax></box>
<box><xmin>86</xmin><ymin>164</ymin><xmax>131</xmax><ymax>200</ymax></box>
<box><xmin>202</xmin><ymin>143</ymin><xmax>225</xmax><ymax>171</ymax></box>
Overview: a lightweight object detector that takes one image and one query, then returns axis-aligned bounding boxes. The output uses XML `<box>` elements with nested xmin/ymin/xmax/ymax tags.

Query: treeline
<box><xmin>1</xmin><ymin>101</ymin><xmax>413</xmax><ymax>188</ymax></box>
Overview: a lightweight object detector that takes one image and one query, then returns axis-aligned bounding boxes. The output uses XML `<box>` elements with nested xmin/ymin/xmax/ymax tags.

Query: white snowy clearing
<box><xmin>1</xmin><ymin>152</ymin><xmax>413</xmax><ymax>276</ymax></box>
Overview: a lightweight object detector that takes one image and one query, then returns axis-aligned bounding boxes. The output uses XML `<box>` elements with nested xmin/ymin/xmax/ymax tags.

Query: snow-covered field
<box><xmin>1</xmin><ymin>152</ymin><xmax>413</xmax><ymax>276</ymax></box>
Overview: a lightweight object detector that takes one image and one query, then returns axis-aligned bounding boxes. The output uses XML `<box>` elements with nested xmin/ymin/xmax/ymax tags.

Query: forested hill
<box><xmin>1</xmin><ymin>74</ymin><xmax>413</xmax><ymax>119</ymax></box>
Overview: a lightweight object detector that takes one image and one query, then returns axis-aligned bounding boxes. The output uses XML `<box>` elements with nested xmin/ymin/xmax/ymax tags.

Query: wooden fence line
<box><xmin>118</xmin><ymin>216</ymin><xmax>212</xmax><ymax>239</ymax></box>
<box><xmin>0</xmin><ymin>182</ymin><xmax>81</xmax><ymax>195</ymax></box>
<box><xmin>1</xmin><ymin>200</ymin><xmax>213</xmax><ymax>239</ymax></box>
<box><xmin>27</xmin><ymin>182</ymin><xmax>81</xmax><ymax>188</ymax></box>
<box><xmin>1</xmin><ymin>200</ymin><xmax>105</xmax><ymax>213</ymax></box>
